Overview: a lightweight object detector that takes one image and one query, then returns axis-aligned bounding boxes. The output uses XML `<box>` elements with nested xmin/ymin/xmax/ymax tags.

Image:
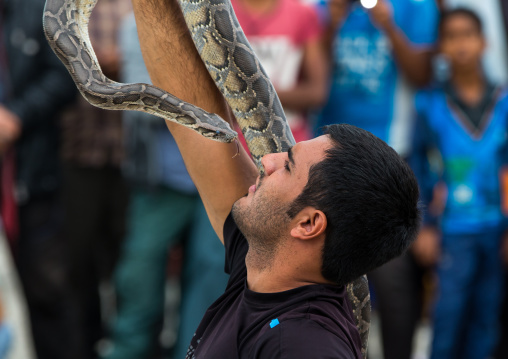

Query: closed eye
<box><xmin>284</xmin><ymin>160</ymin><xmax>290</xmax><ymax>172</ymax></box>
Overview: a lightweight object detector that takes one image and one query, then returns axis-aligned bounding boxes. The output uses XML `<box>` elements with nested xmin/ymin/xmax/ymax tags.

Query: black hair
<box><xmin>439</xmin><ymin>7</ymin><xmax>483</xmax><ymax>36</ymax></box>
<box><xmin>287</xmin><ymin>124</ymin><xmax>421</xmax><ymax>286</ymax></box>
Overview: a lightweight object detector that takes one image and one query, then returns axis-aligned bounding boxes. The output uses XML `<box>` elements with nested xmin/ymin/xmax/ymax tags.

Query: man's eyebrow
<box><xmin>288</xmin><ymin>146</ymin><xmax>296</xmax><ymax>168</ymax></box>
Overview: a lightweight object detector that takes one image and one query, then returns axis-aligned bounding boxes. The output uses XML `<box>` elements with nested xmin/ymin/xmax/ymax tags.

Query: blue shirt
<box><xmin>156</xmin><ymin>129</ymin><xmax>197</xmax><ymax>193</ymax></box>
<box><xmin>316</xmin><ymin>0</ymin><xmax>438</xmax><ymax>156</ymax></box>
<box><xmin>410</xmin><ymin>85</ymin><xmax>508</xmax><ymax>234</ymax></box>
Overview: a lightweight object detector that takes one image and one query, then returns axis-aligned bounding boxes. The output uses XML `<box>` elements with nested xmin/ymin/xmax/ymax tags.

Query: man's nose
<box><xmin>261</xmin><ymin>153</ymin><xmax>284</xmax><ymax>175</ymax></box>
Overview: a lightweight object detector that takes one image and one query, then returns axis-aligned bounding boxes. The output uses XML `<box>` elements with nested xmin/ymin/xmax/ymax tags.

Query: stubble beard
<box><xmin>232</xmin><ymin>189</ymin><xmax>291</xmax><ymax>271</ymax></box>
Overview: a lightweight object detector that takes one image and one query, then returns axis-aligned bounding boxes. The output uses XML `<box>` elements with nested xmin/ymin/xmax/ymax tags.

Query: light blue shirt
<box><xmin>119</xmin><ymin>13</ymin><xmax>197</xmax><ymax>193</ymax></box>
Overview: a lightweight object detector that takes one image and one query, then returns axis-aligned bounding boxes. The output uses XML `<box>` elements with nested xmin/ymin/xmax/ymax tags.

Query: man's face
<box><xmin>232</xmin><ymin>135</ymin><xmax>332</xmax><ymax>255</ymax></box>
<box><xmin>440</xmin><ymin>15</ymin><xmax>485</xmax><ymax>71</ymax></box>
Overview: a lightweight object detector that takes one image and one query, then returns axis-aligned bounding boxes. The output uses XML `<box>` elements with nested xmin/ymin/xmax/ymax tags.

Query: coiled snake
<box><xmin>42</xmin><ymin>0</ymin><xmax>371</xmax><ymax>355</ymax></box>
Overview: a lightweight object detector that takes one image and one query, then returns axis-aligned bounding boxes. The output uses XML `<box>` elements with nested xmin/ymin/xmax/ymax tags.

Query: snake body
<box><xmin>42</xmin><ymin>0</ymin><xmax>370</xmax><ymax>355</ymax></box>
<box><xmin>43</xmin><ymin>0</ymin><xmax>237</xmax><ymax>142</ymax></box>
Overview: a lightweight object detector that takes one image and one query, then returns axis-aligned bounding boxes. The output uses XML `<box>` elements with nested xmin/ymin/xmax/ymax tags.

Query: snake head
<box><xmin>198</xmin><ymin>126</ymin><xmax>237</xmax><ymax>143</ymax></box>
<box><xmin>197</xmin><ymin>113</ymin><xmax>238</xmax><ymax>143</ymax></box>
<box><xmin>213</xmin><ymin>129</ymin><xmax>238</xmax><ymax>143</ymax></box>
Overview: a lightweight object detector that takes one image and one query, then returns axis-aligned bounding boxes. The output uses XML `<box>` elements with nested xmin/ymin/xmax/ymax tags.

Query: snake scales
<box><xmin>42</xmin><ymin>0</ymin><xmax>371</xmax><ymax>355</ymax></box>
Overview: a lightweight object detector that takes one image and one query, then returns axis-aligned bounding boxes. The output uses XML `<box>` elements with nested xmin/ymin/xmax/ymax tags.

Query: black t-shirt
<box><xmin>185</xmin><ymin>213</ymin><xmax>362</xmax><ymax>359</ymax></box>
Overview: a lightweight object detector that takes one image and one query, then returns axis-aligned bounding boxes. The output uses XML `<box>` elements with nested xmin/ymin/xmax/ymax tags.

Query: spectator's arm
<box><xmin>276</xmin><ymin>39</ymin><xmax>329</xmax><ymax>111</ymax></box>
<box><xmin>0</xmin><ymin>107</ymin><xmax>21</xmax><ymax>155</ymax></box>
<box><xmin>369</xmin><ymin>0</ymin><xmax>433</xmax><ymax>87</ymax></box>
<box><xmin>500</xmin><ymin>113</ymin><xmax>508</xmax><ymax>265</ymax></box>
<box><xmin>408</xmin><ymin>104</ymin><xmax>442</xmax><ymax>266</ymax></box>
<box><xmin>321</xmin><ymin>0</ymin><xmax>349</xmax><ymax>56</ymax></box>
<box><xmin>408</xmin><ymin>107</ymin><xmax>440</xmax><ymax>226</ymax></box>
<box><xmin>412</xmin><ymin>224</ymin><xmax>441</xmax><ymax>267</ymax></box>
<box><xmin>499</xmin><ymin>113</ymin><xmax>508</xmax><ymax>229</ymax></box>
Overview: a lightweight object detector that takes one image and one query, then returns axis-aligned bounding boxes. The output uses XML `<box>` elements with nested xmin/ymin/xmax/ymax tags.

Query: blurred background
<box><xmin>1</xmin><ymin>0</ymin><xmax>508</xmax><ymax>358</ymax></box>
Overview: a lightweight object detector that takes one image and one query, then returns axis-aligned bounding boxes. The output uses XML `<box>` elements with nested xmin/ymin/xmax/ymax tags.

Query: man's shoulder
<box><xmin>250</xmin><ymin>317</ymin><xmax>360</xmax><ymax>358</ymax></box>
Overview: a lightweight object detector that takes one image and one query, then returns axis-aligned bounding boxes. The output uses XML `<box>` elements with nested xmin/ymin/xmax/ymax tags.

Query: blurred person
<box><xmin>436</xmin><ymin>3</ymin><xmax>508</xmax><ymax>358</ymax></box>
<box><xmin>0</xmin><ymin>228</ymin><xmax>36</xmax><ymax>359</ymax></box>
<box><xmin>58</xmin><ymin>0</ymin><xmax>131</xmax><ymax>358</ymax></box>
<box><xmin>440</xmin><ymin>4</ymin><xmax>508</xmax><ymax>359</ymax></box>
<box><xmin>101</xmin><ymin>14</ymin><xmax>229</xmax><ymax>359</ymax></box>
<box><xmin>436</xmin><ymin>7</ymin><xmax>508</xmax><ymax>357</ymax></box>
<box><xmin>409</xmin><ymin>8</ymin><xmax>508</xmax><ymax>359</ymax></box>
<box><xmin>443</xmin><ymin>0</ymin><xmax>508</xmax><ymax>85</ymax></box>
<box><xmin>0</xmin><ymin>0</ymin><xmax>78</xmax><ymax>358</ymax></box>
<box><xmin>315</xmin><ymin>1</ymin><xmax>439</xmax><ymax>358</ymax></box>
<box><xmin>0</xmin><ymin>296</ymin><xmax>10</xmax><ymax>359</ymax></box>
<box><xmin>231</xmin><ymin>0</ymin><xmax>328</xmax><ymax>144</ymax></box>
<box><xmin>317</xmin><ymin>0</ymin><xmax>438</xmax><ymax>155</ymax></box>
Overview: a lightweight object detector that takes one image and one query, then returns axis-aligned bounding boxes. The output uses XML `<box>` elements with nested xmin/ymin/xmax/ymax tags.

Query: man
<box><xmin>409</xmin><ymin>8</ymin><xmax>508</xmax><ymax>359</ymax></box>
<box><xmin>130</xmin><ymin>0</ymin><xmax>421</xmax><ymax>357</ymax></box>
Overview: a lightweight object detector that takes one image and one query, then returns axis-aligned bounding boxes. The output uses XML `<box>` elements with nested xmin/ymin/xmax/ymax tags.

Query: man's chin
<box><xmin>232</xmin><ymin>197</ymin><xmax>244</xmax><ymax>213</ymax></box>
<box><xmin>234</xmin><ymin>193</ymin><xmax>251</xmax><ymax>213</ymax></box>
<box><xmin>231</xmin><ymin>200</ymin><xmax>243</xmax><ymax>226</ymax></box>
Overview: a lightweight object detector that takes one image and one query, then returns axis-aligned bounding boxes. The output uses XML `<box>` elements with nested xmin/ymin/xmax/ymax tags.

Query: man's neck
<box><xmin>450</xmin><ymin>66</ymin><xmax>485</xmax><ymax>107</ymax></box>
<box><xmin>246</xmin><ymin>264</ymin><xmax>319</xmax><ymax>293</ymax></box>
<box><xmin>244</xmin><ymin>247</ymin><xmax>329</xmax><ymax>293</ymax></box>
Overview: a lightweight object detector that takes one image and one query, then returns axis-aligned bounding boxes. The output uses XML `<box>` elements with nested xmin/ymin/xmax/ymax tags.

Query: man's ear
<box><xmin>290</xmin><ymin>208</ymin><xmax>327</xmax><ymax>240</ymax></box>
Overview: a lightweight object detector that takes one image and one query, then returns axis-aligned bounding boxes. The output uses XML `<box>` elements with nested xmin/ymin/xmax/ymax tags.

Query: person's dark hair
<box><xmin>439</xmin><ymin>7</ymin><xmax>483</xmax><ymax>36</ymax></box>
<box><xmin>287</xmin><ymin>124</ymin><xmax>421</xmax><ymax>286</ymax></box>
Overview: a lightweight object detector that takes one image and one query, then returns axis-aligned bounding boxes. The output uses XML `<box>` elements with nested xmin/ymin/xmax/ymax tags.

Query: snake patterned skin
<box><xmin>43</xmin><ymin>0</ymin><xmax>237</xmax><ymax>142</ymax></box>
<box><xmin>42</xmin><ymin>0</ymin><xmax>370</xmax><ymax>355</ymax></box>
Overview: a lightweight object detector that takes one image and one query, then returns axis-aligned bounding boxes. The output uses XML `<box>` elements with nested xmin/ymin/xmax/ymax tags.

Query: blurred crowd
<box><xmin>0</xmin><ymin>0</ymin><xmax>508</xmax><ymax>358</ymax></box>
